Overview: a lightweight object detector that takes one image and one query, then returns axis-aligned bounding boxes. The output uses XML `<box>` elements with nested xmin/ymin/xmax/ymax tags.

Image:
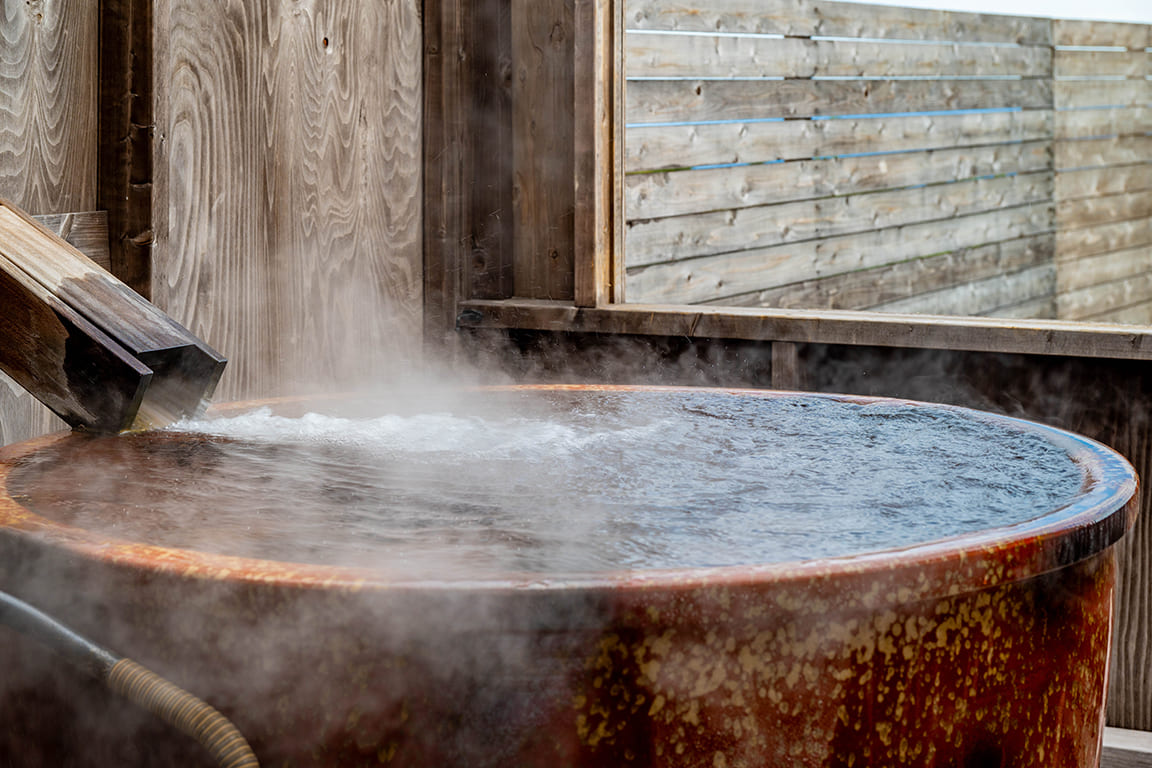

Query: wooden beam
<box><xmin>625</xmin><ymin>0</ymin><xmax>1052</xmax><ymax>45</ymax></box>
<box><xmin>98</xmin><ymin>0</ymin><xmax>153</xmax><ymax>297</ymax></box>
<box><xmin>1103</xmin><ymin>727</ymin><xmax>1152</xmax><ymax>768</ymax></box>
<box><xmin>31</xmin><ymin>211</ymin><xmax>111</xmax><ymax>271</ymax></box>
<box><xmin>0</xmin><ymin>200</ymin><xmax>225</xmax><ymax>431</ymax></box>
<box><xmin>627</xmin><ymin>33</ymin><xmax>1051</xmax><ymax>79</ymax></box>
<box><xmin>627</xmin><ymin>78</ymin><xmax>1052</xmax><ymax>125</ymax></box>
<box><xmin>573</xmin><ymin>0</ymin><xmax>618</xmax><ymax>307</ymax></box>
<box><xmin>456</xmin><ymin>299</ymin><xmax>1152</xmax><ymax>360</ymax></box>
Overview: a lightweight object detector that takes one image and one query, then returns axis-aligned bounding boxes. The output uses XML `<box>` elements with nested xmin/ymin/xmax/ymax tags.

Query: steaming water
<box><xmin>7</xmin><ymin>390</ymin><xmax>1088</xmax><ymax>578</ymax></box>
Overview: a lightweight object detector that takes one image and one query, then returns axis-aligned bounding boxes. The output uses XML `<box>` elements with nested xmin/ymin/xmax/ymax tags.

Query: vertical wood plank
<box><xmin>153</xmin><ymin>0</ymin><xmax>423</xmax><ymax>400</ymax></box>
<box><xmin>573</xmin><ymin>0</ymin><xmax>617</xmax><ymax>307</ymax></box>
<box><xmin>423</xmin><ymin>0</ymin><xmax>468</xmax><ymax>344</ymax></box>
<box><xmin>511</xmin><ymin>0</ymin><xmax>575</xmax><ymax>300</ymax></box>
<box><xmin>0</xmin><ymin>0</ymin><xmax>98</xmax><ymax>445</ymax></box>
<box><xmin>98</xmin><ymin>0</ymin><xmax>153</xmax><ymax>297</ymax></box>
<box><xmin>468</xmin><ymin>0</ymin><xmax>515</xmax><ymax>300</ymax></box>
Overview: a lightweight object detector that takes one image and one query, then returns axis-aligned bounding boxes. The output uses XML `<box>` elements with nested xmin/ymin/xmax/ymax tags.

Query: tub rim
<box><xmin>0</xmin><ymin>384</ymin><xmax>1138</xmax><ymax>604</ymax></box>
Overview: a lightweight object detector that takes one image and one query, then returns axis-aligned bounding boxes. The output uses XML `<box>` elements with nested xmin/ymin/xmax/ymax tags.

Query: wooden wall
<box><xmin>622</xmin><ymin>0</ymin><xmax>1150</xmax><ymax>321</ymax></box>
<box><xmin>151</xmin><ymin>0</ymin><xmax>424</xmax><ymax>401</ymax></box>
<box><xmin>0</xmin><ymin>1</ymin><xmax>98</xmax><ymax>444</ymax></box>
<box><xmin>1054</xmin><ymin>21</ymin><xmax>1152</xmax><ymax>324</ymax></box>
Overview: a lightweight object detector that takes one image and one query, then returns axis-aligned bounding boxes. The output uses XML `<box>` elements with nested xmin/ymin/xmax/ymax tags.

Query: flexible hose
<box><xmin>0</xmin><ymin>591</ymin><xmax>260</xmax><ymax>768</ymax></box>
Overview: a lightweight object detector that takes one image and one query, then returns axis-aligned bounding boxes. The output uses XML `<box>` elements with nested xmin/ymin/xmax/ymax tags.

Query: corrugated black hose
<box><xmin>0</xmin><ymin>590</ymin><xmax>260</xmax><ymax>768</ymax></box>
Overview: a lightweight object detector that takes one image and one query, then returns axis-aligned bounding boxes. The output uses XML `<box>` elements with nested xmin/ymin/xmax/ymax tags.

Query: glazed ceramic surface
<box><xmin>0</xmin><ymin>386</ymin><xmax>1138</xmax><ymax>767</ymax></box>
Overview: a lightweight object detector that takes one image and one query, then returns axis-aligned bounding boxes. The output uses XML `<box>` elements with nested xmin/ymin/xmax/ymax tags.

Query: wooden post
<box><xmin>0</xmin><ymin>199</ymin><xmax>225</xmax><ymax>432</ymax></box>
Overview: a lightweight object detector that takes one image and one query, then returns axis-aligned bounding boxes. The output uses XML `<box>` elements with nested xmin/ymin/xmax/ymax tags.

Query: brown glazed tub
<box><xmin>0</xmin><ymin>385</ymin><xmax>1138</xmax><ymax>767</ymax></box>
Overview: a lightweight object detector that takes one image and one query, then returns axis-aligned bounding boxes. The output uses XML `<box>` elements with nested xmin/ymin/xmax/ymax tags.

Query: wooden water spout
<box><xmin>0</xmin><ymin>199</ymin><xmax>225</xmax><ymax>433</ymax></box>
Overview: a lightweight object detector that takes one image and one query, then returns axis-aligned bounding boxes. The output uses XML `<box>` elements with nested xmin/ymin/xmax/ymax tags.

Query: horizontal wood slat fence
<box><xmin>622</xmin><ymin>0</ymin><xmax>1152</xmax><ymax>320</ymax></box>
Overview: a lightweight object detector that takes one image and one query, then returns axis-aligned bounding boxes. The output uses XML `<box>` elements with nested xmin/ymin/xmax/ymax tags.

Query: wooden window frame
<box><xmin>425</xmin><ymin>0</ymin><xmax>1152</xmax><ymax>363</ymax></box>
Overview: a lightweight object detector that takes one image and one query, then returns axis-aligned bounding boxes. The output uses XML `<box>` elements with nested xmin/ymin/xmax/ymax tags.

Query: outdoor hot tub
<box><xmin>0</xmin><ymin>385</ymin><xmax>1138</xmax><ymax>767</ymax></box>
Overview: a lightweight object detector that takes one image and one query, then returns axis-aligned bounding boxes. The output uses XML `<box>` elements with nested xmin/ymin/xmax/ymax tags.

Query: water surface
<box><xmin>6</xmin><ymin>389</ymin><xmax>1088</xmax><ymax>577</ymax></box>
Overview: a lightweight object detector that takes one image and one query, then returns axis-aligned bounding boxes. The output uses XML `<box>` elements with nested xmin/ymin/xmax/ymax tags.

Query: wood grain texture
<box><xmin>627</xmin><ymin>77</ymin><xmax>1052</xmax><ymax>124</ymax></box>
<box><xmin>626</xmin><ymin>203</ymin><xmax>1054</xmax><ymax>304</ymax></box>
<box><xmin>1058</xmin><ymin>272</ymin><xmax>1152</xmax><ymax>321</ymax></box>
<box><xmin>625</xmin><ymin>110</ymin><xmax>1054</xmax><ymax>173</ymax></box>
<box><xmin>1056</xmin><ymin>137</ymin><xmax>1152</xmax><ymax>170</ymax></box>
<box><xmin>467</xmin><ymin>0</ymin><xmax>515</xmax><ymax>301</ymax></box>
<box><xmin>153</xmin><ymin>0</ymin><xmax>423</xmax><ymax>400</ymax></box>
<box><xmin>1103</xmin><ymin>727</ymin><xmax>1152</xmax><ymax>768</ymax></box>
<box><xmin>423</xmin><ymin>0</ymin><xmax>469</xmax><ymax>344</ymax></box>
<box><xmin>625</xmin><ymin>0</ymin><xmax>1052</xmax><ymax>44</ymax></box>
<box><xmin>1054</xmin><ymin>19</ymin><xmax>1152</xmax><ymax>48</ymax></box>
<box><xmin>31</xmin><ymin>211</ymin><xmax>110</xmax><ymax>270</ymax></box>
<box><xmin>0</xmin><ymin>0</ymin><xmax>101</xmax><ymax>446</ymax></box>
<box><xmin>1057</xmin><ymin>218</ymin><xmax>1152</xmax><ymax>260</ymax></box>
<box><xmin>867</xmin><ymin>263</ymin><xmax>1055</xmax><ymax>316</ymax></box>
<box><xmin>1054</xmin><ymin>50</ymin><xmax>1150</xmax><ymax>78</ymax></box>
<box><xmin>1054</xmin><ymin>80</ymin><xmax>1151</xmax><ymax>110</ymax></box>
<box><xmin>573</xmin><ymin>0</ymin><xmax>618</xmax><ymax>307</ymax></box>
<box><xmin>0</xmin><ymin>1</ymin><xmax>98</xmax><ymax>215</ymax></box>
<box><xmin>627</xmin><ymin>172</ymin><xmax>1053</xmax><ymax>265</ymax></box>
<box><xmin>98</xmin><ymin>0</ymin><xmax>153</xmax><ymax>297</ymax></box>
<box><xmin>458</xmin><ymin>299</ymin><xmax>1152</xmax><ymax>360</ymax></box>
<box><xmin>627</xmin><ymin>33</ymin><xmax>1050</xmax><ymax>79</ymax></box>
<box><xmin>511</xmin><ymin>0</ymin><xmax>575</xmax><ymax>301</ymax></box>
<box><xmin>1057</xmin><ymin>245</ymin><xmax>1152</xmax><ymax>293</ymax></box>
<box><xmin>626</xmin><ymin>142</ymin><xmax>1052</xmax><ymax>220</ymax></box>
<box><xmin>1056</xmin><ymin>166</ymin><xmax>1152</xmax><ymax>202</ymax></box>
<box><xmin>707</xmin><ymin>235</ymin><xmax>1054</xmax><ymax>311</ymax></box>
<box><xmin>1058</xmin><ymin>191</ymin><xmax>1152</xmax><ymax>231</ymax></box>
<box><xmin>1055</xmin><ymin>107</ymin><xmax>1152</xmax><ymax>141</ymax></box>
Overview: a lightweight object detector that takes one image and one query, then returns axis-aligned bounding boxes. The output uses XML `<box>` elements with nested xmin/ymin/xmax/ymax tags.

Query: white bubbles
<box><xmin>17</xmin><ymin>390</ymin><xmax>1089</xmax><ymax>578</ymax></box>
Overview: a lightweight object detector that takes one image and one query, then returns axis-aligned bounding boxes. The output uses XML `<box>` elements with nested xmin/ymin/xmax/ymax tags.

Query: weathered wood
<box><xmin>1055</xmin><ymin>80</ymin><xmax>1151</xmax><ymax>110</ymax></box>
<box><xmin>626</xmin><ymin>141</ymin><xmax>1052</xmax><ymax>220</ymax></box>
<box><xmin>624</xmin><ymin>0</ymin><xmax>1052</xmax><ymax>45</ymax></box>
<box><xmin>1058</xmin><ymin>246</ymin><xmax>1152</xmax><ymax>291</ymax></box>
<box><xmin>1056</xmin><ymin>166</ymin><xmax>1152</xmax><ymax>202</ymax></box>
<box><xmin>1085</xmin><ymin>301</ymin><xmax>1152</xmax><ymax>326</ymax></box>
<box><xmin>98</xmin><ymin>0</ymin><xmax>153</xmax><ymax>297</ymax></box>
<box><xmin>1057</xmin><ymin>218</ymin><xmax>1152</xmax><ymax>260</ymax></box>
<box><xmin>627</xmin><ymin>203</ymin><xmax>1054</xmax><ymax>304</ymax></box>
<box><xmin>1</xmin><ymin>1</ymin><xmax>102</xmax><ymax>445</ymax></box>
<box><xmin>771</xmin><ymin>341</ymin><xmax>801</xmax><ymax>389</ymax></box>
<box><xmin>1054</xmin><ymin>50</ymin><xmax>1150</xmax><ymax>78</ymax></box>
<box><xmin>1056</xmin><ymin>137</ymin><xmax>1152</xmax><ymax>170</ymax></box>
<box><xmin>422</xmin><ymin>0</ymin><xmax>469</xmax><ymax>344</ymax></box>
<box><xmin>0</xmin><ymin>248</ymin><xmax>151</xmax><ymax>432</ymax></box>
<box><xmin>867</xmin><ymin>263</ymin><xmax>1055</xmax><ymax>316</ymax></box>
<box><xmin>457</xmin><ymin>299</ymin><xmax>1152</xmax><ymax>360</ymax></box>
<box><xmin>708</xmin><ymin>235</ymin><xmax>1054</xmax><ymax>311</ymax></box>
<box><xmin>0</xmin><ymin>1</ymin><xmax>98</xmax><ymax>215</ymax></box>
<box><xmin>625</xmin><ymin>110</ymin><xmax>1053</xmax><ymax>173</ymax></box>
<box><xmin>153</xmin><ymin>0</ymin><xmax>424</xmax><ymax>400</ymax></box>
<box><xmin>31</xmin><ymin>211</ymin><xmax>111</xmax><ymax>271</ymax></box>
<box><xmin>573</xmin><ymin>0</ymin><xmax>618</xmax><ymax>307</ymax></box>
<box><xmin>1055</xmin><ymin>107</ymin><xmax>1152</xmax><ymax>140</ymax></box>
<box><xmin>627</xmin><ymin>172</ymin><xmax>1053</xmax><ymax>266</ymax></box>
<box><xmin>627</xmin><ymin>78</ymin><xmax>1052</xmax><ymax>124</ymax></box>
<box><xmin>511</xmin><ymin>0</ymin><xmax>576</xmax><ymax>301</ymax></box>
<box><xmin>467</xmin><ymin>0</ymin><xmax>515</xmax><ymax>301</ymax></box>
<box><xmin>1058</xmin><ymin>272</ymin><xmax>1152</xmax><ymax>321</ymax></box>
<box><xmin>1058</xmin><ymin>191</ymin><xmax>1152</xmax><ymax>231</ymax></box>
<box><xmin>626</xmin><ymin>33</ymin><xmax>1050</xmax><ymax>79</ymax></box>
<box><xmin>0</xmin><ymin>375</ymin><xmax>64</xmax><ymax>447</ymax></box>
<box><xmin>985</xmin><ymin>294</ymin><xmax>1058</xmax><ymax>319</ymax></box>
<box><xmin>1103</xmin><ymin>727</ymin><xmax>1152</xmax><ymax>768</ymax></box>
<box><xmin>1054</xmin><ymin>19</ymin><xmax>1151</xmax><ymax>49</ymax></box>
<box><xmin>0</xmin><ymin>201</ymin><xmax>225</xmax><ymax>429</ymax></box>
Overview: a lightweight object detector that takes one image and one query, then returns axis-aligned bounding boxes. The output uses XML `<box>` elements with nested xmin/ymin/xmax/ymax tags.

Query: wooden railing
<box><xmin>622</xmin><ymin>1</ymin><xmax>1151</xmax><ymax>322</ymax></box>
